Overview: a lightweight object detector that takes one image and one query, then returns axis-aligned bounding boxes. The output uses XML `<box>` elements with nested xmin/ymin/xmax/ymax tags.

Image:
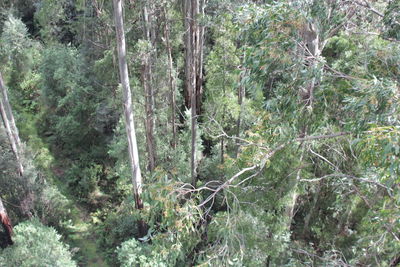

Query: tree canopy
<box><xmin>0</xmin><ymin>0</ymin><xmax>399</xmax><ymax>266</ymax></box>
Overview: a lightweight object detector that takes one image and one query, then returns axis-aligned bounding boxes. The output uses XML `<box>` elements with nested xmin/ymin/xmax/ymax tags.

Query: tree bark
<box><xmin>0</xmin><ymin>72</ymin><xmax>24</xmax><ymax>176</ymax></box>
<box><xmin>196</xmin><ymin>0</ymin><xmax>205</xmax><ymax>115</ymax></box>
<box><xmin>163</xmin><ymin>6</ymin><xmax>177</xmax><ymax>149</ymax></box>
<box><xmin>184</xmin><ymin>0</ymin><xmax>205</xmax><ymax>114</ymax></box>
<box><xmin>113</xmin><ymin>0</ymin><xmax>145</xmax><ymax>230</ymax></box>
<box><xmin>142</xmin><ymin>1</ymin><xmax>156</xmax><ymax>172</ymax></box>
<box><xmin>184</xmin><ymin>0</ymin><xmax>205</xmax><ymax>185</ymax></box>
<box><xmin>235</xmin><ymin>68</ymin><xmax>245</xmax><ymax>158</ymax></box>
<box><xmin>183</xmin><ymin>0</ymin><xmax>193</xmax><ymax>110</ymax></box>
<box><xmin>190</xmin><ymin>0</ymin><xmax>198</xmax><ymax>185</ymax></box>
<box><xmin>0</xmin><ymin>196</ymin><xmax>13</xmax><ymax>246</ymax></box>
<box><xmin>184</xmin><ymin>0</ymin><xmax>196</xmax><ymax>185</ymax></box>
<box><xmin>220</xmin><ymin>46</ymin><xmax>227</xmax><ymax>164</ymax></box>
<box><xmin>285</xmin><ymin>22</ymin><xmax>324</xmax><ymax>229</ymax></box>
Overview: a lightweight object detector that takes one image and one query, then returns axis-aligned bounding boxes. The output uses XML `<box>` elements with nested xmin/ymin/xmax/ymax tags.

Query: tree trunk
<box><xmin>184</xmin><ymin>0</ymin><xmax>205</xmax><ymax>185</ymax></box>
<box><xmin>220</xmin><ymin>48</ymin><xmax>227</xmax><ymax>164</ymax></box>
<box><xmin>0</xmin><ymin>72</ymin><xmax>24</xmax><ymax>176</ymax></box>
<box><xmin>0</xmin><ymin>196</ymin><xmax>13</xmax><ymax>246</ymax></box>
<box><xmin>286</xmin><ymin>148</ymin><xmax>305</xmax><ymax>230</ymax></box>
<box><xmin>183</xmin><ymin>0</ymin><xmax>192</xmax><ymax>110</ymax></box>
<box><xmin>184</xmin><ymin>0</ymin><xmax>196</xmax><ymax>185</ymax></box>
<box><xmin>300</xmin><ymin>22</ymin><xmax>322</xmax><ymax>108</ymax></box>
<box><xmin>235</xmin><ymin>68</ymin><xmax>245</xmax><ymax>158</ymax></box>
<box><xmin>142</xmin><ymin>1</ymin><xmax>156</xmax><ymax>171</ymax></box>
<box><xmin>196</xmin><ymin>0</ymin><xmax>205</xmax><ymax>115</ymax></box>
<box><xmin>190</xmin><ymin>0</ymin><xmax>197</xmax><ymax>185</ymax></box>
<box><xmin>286</xmin><ymin>23</ymin><xmax>323</xmax><ymax>230</ymax></box>
<box><xmin>113</xmin><ymin>0</ymin><xmax>146</xmax><ymax>236</ymax></box>
<box><xmin>163</xmin><ymin>6</ymin><xmax>177</xmax><ymax>149</ymax></box>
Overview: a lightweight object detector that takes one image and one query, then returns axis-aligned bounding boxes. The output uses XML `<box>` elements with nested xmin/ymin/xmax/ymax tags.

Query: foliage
<box><xmin>0</xmin><ymin>127</ymin><xmax>71</xmax><ymax>227</ymax></box>
<box><xmin>383</xmin><ymin>0</ymin><xmax>400</xmax><ymax>40</ymax></box>
<box><xmin>1</xmin><ymin>1</ymin><xmax>399</xmax><ymax>266</ymax></box>
<box><xmin>111</xmin><ymin>176</ymin><xmax>202</xmax><ymax>266</ymax></box>
<box><xmin>0</xmin><ymin>220</ymin><xmax>77</xmax><ymax>267</ymax></box>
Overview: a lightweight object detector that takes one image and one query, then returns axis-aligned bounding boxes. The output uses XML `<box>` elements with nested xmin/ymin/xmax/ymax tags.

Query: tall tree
<box><xmin>141</xmin><ymin>0</ymin><xmax>157</xmax><ymax>171</ymax></box>
<box><xmin>113</xmin><ymin>0</ymin><xmax>144</xmax><ymax>217</ymax></box>
<box><xmin>184</xmin><ymin>0</ymin><xmax>205</xmax><ymax>185</ymax></box>
<box><xmin>163</xmin><ymin>4</ymin><xmax>177</xmax><ymax>149</ymax></box>
<box><xmin>0</xmin><ymin>71</ymin><xmax>23</xmax><ymax>175</ymax></box>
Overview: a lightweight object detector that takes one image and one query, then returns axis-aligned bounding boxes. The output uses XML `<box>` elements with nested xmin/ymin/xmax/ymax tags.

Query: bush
<box><xmin>64</xmin><ymin>162</ymin><xmax>103</xmax><ymax>203</ymax></box>
<box><xmin>0</xmin><ymin>220</ymin><xmax>77</xmax><ymax>267</ymax></box>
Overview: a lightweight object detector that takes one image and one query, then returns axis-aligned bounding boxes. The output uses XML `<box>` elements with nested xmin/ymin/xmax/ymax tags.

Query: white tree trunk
<box><xmin>163</xmin><ymin>6</ymin><xmax>177</xmax><ymax>149</ymax></box>
<box><xmin>0</xmin><ymin>72</ymin><xmax>23</xmax><ymax>175</ymax></box>
<box><xmin>142</xmin><ymin>2</ymin><xmax>156</xmax><ymax>171</ymax></box>
<box><xmin>113</xmin><ymin>0</ymin><xmax>143</xmax><ymax>210</ymax></box>
<box><xmin>184</xmin><ymin>0</ymin><xmax>205</xmax><ymax>186</ymax></box>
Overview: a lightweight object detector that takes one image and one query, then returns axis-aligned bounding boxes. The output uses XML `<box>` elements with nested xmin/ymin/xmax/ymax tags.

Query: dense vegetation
<box><xmin>0</xmin><ymin>0</ymin><xmax>399</xmax><ymax>266</ymax></box>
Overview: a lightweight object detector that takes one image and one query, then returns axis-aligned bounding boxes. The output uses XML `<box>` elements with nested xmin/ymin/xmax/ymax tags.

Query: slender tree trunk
<box><xmin>302</xmin><ymin>183</ymin><xmax>321</xmax><ymax>237</ymax></box>
<box><xmin>183</xmin><ymin>0</ymin><xmax>192</xmax><ymax>110</ymax></box>
<box><xmin>286</xmin><ymin>148</ymin><xmax>305</xmax><ymax>230</ymax></box>
<box><xmin>0</xmin><ymin>72</ymin><xmax>23</xmax><ymax>175</ymax></box>
<box><xmin>220</xmin><ymin>51</ymin><xmax>227</xmax><ymax>164</ymax></box>
<box><xmin>285</xmin><ymin>22</ymin><xmax>326</xmax><ymax>231</ymax></box>
<box><xmin>0</xmin><ymin>72</ymin><xmax>21</xmax><ymax>150</ymax></box>
<box><xmin>196</xmin><ymin>0</ymin><xmax>205</xmax><ymax>115</ymax></box>
<box><xmin>0</xmin><ymin>196</ymin><xmax>13</xmax><ymax>246</ymax></box>
<box><xmin>300</xmin><ymin>22</ymin><xmax>322</xmax><ymax>108</ymax></box>
<box><xmin>113</xmin><ymin>0</ymin><xmax>145</xmax><ymax>236</ymax></box>
<box><xmin>190</xmin><ymin>0</ymin><xmax>198</xmax><ymax>185</ymax></box>
<box><xmin>163</xmin><ymin>6</ymin><xmax>177</xmax><ymax>149</ymax></box>
<box><xmin>142</xmin><ymin>2</ymin><xmax>156</xmax><ymax>171</ymax></box>
<box><xmin>286</xmin><ymin>23</ymin><xmax>323</xmax><ymax>230</ymax></box>
<box><xmin>235</xmin><ymin>69</ymin><xmax>245</xmax><ymax>158</ymax></box>
<box><xmin>184</xmin><ymin>0</ymin><xmax>197</xmax><ymax>185</ymax></box>
<box><xmin>184</xmin><ymin>0</ymin><xmax>206</xmax><ymax>186</ymax></box>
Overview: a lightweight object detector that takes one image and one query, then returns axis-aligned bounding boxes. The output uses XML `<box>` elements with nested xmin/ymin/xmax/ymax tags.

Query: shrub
<box><xmin>0</xmin><ymin>219</ymin><xmax>76</xmax><ymax>267</ymax></box>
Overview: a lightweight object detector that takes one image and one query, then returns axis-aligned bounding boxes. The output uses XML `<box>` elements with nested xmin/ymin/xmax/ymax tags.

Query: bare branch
<box><xmin>353</xmin><ymin>0</ymin><xmax>384</xmax><ymax>18</ymax></box>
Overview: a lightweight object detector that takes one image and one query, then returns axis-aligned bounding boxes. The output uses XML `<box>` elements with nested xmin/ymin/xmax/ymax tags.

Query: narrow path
<box><xmin>53</xmin><ymin>167</ymin><xmax>109</xmax><ymax>267</ymax></box>
<box><xmin>68</xmin><ymin>205</ymin><xmax>108</xmax><ymax>267</ymax></box>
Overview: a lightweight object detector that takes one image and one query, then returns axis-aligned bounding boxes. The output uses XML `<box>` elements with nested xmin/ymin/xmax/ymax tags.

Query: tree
<box><xmin>184</xmin><ymin>0</ymin><xmax>206</xmax><ymax>185</ymax></box>
<box><xmin>141</xmin><ymin>0</ymin><xmax>157</xmax><ymax>172</ymax></box>
<box><xmin>0</xmin><ymin>71</ymin><xmax>23</xmax><ymax>175</ymax></box>
<box><xmin>162</xmin><ymin>3</ymin><xmax>177</xmax><ymax>149</ymax></box>
<box><xmin>0</xmin><ymin>220</ymin><xmax>76</xmax><ymax>267</ymax></box>
<box><xmin>113</xmin><ymin>0</ymin><xmax>146</xmax><ymax>236</ymax></box>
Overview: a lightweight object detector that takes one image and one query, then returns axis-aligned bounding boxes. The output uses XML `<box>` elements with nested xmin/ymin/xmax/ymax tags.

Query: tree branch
<box><xmin>197</xmin><ymin>131</ymin><xmax>352</xmax><ymax>208</ymax></box>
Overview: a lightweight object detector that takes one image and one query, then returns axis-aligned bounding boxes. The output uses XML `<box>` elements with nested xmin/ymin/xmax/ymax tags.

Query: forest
<box><xmin>0</xmin><ymin>0</ymin><xmax>399</xmax><ymax>266</ymax></box>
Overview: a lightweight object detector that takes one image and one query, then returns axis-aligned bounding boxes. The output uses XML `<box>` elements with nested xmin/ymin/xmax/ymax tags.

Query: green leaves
<box><xmin>0</xmin><ymin>220</ymin><xmax>77</xmax><ymax>267</ymax></box>
<box><xmin>383</xmin><ymin>0</ymin><xmax>400</xmax><ymax>40</ymax></box>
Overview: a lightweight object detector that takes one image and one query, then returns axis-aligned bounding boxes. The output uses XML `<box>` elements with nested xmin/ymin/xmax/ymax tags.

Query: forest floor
<box><xmin>67</xmin><ymin>205</ymin><xmax>108</xmax><ymax>267</ymax></box>
<box><xmin>52</xmin><ymin>167</ymin><xmax>109</xmax><ymax>267</ymax></box>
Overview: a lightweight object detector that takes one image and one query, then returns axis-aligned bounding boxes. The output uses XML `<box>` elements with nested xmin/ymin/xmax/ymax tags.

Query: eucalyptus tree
<box><xmin>113</xmin><ymin>0</ymin><xmax>146</xmax><ymax>236</ymax></box>
<box><xmin>140</xmin><ymin>0</ymin><xmax>157</xmax><ymax>172</ymax></box>
<box><xmin>183</xmin><ymin>0</ymin><xmax>206</xmax><ymax>185</ymax></box>
<box><xmin>162</xmin><ymin>2</ymin><xmax>177</xmax><ymax>149</ymax></box>
<box><xmin>0</xmin><ymin>72</ymin><xmax>23</xmax><ymax>175</ymax></box>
